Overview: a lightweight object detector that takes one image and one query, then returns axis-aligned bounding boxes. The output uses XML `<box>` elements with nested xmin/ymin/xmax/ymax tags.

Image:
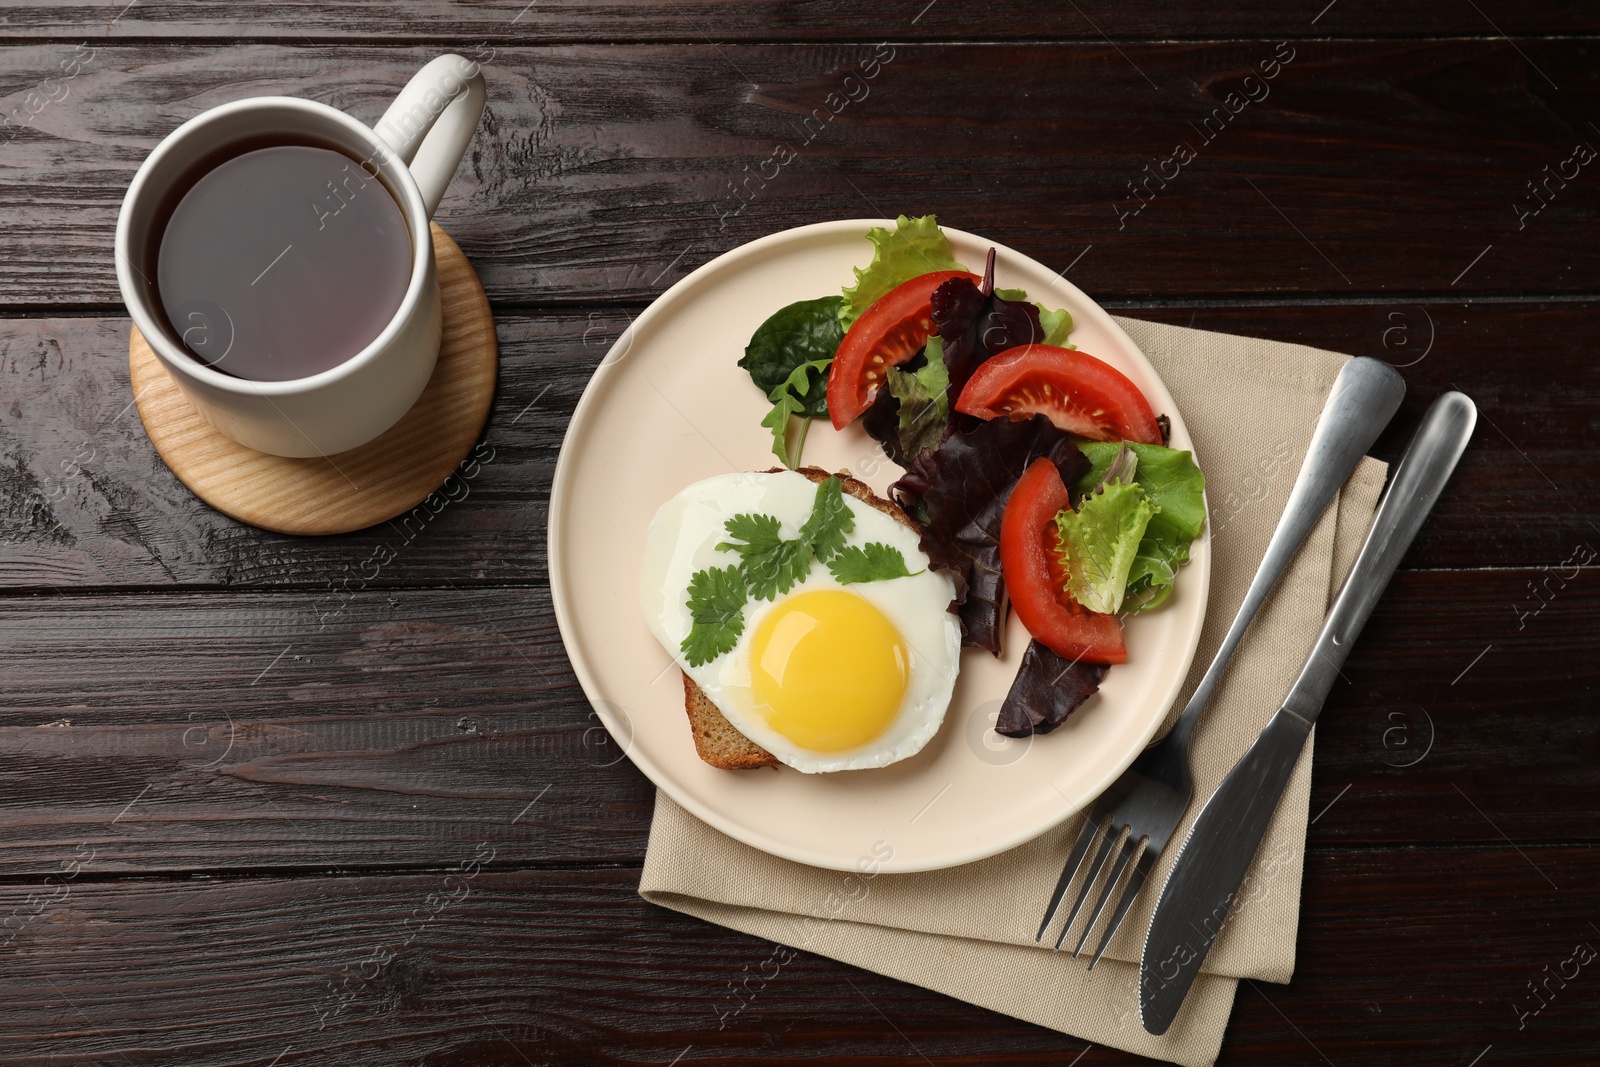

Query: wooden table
<box><xmin>2</xmin><ymin>5</ymin><xmax>1596</xmax><ymax>1064</ymax></box>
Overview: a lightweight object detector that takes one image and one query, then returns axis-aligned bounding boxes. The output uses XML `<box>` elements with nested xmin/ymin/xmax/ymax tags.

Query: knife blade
<box><xmin>1139</xmin><ymin>391</ymin><xmax>1477</xmax><ymax>1035</ymax></box>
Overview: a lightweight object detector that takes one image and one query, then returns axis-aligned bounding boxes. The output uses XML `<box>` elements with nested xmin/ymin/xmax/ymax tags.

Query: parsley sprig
<box><xmin>717</xmin><ymin>512</ymin><xmax>813</xmax><ymax>602</ymax></box>
<box><xmin>828</xmin><ymin>542</ymin><xmax>921</xmax><ymax>584</ymax></box>
<box><xmin>679</xmin><ymin>476</ymin><xmax>923</xmax><ymax>666</ymax></box>
<box><xmin>680</xmin><ymin>565</ymin><xmax>748</xmax><ymax>668</ymax></box>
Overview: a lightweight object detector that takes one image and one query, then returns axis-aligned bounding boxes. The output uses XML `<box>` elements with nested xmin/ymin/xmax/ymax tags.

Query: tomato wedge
<box><xmin>955</xmin><ymin>344</ymin><xmax>1163</xmax><ymax>445</ymax></box>
<box><xmin>827</xmin><ymin>270</ymin><xmax>978</xmax><ymax>429</ymax></box>
<box><xmin>999</xmin><ymin>457</ymin><xmax>1127</xmax><ymax>664</ymax></box>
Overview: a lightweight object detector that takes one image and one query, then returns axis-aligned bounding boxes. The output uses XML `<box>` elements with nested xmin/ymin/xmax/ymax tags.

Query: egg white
<box><xmin>640</xmin><ymin>470</ymin><xmax>961</xmax><ymax>773</ymax></box>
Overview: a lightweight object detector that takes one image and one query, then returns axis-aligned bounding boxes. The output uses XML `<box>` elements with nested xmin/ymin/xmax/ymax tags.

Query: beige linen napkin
<box><xmin>640</xmin><ymin>317</ymin><xmax>1390</xmax><ymax>1066</ymax></box>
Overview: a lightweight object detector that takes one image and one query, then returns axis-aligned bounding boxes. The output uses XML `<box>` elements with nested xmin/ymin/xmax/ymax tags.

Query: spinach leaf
<box><xmin>739</xmin><ymin>296</ymin><xmax>844</xmax><ymax>419</ymax></box>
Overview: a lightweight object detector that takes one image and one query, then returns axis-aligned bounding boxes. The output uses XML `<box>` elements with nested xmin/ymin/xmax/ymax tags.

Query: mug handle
<box><xmin>374</xmin><ymin>54</ymin><xmax>486</xmax><ymax>219</ymax></box>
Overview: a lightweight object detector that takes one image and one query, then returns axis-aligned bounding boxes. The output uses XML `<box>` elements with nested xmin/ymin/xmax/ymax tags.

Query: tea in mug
<box><xmin>154</xmin><ymin>140</ymin><xmax>412</xmax><ymax>382</ymax></box>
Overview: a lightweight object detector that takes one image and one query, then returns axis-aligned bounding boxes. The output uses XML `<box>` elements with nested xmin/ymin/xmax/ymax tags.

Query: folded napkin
<box><xmin>641</xmin><ymin>317</ymin><xmax>1389</xmax><ymax>1066</ymax></box>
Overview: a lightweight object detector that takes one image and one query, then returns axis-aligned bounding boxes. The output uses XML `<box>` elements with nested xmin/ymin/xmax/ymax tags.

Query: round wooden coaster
<box><xmin>130</xmin><ymin>223</ymin><xmax>497</xmax><ymax>536</ymax></box>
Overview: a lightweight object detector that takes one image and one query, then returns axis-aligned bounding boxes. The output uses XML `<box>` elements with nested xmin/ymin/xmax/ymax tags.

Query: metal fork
<box><xmin>1036</xmin><ymin>356</ymin><xmax>1406</xmax><ymax>966</ymax></box>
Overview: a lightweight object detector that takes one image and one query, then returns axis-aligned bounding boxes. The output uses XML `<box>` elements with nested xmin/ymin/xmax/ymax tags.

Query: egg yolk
<box><xmin>749</xmin><ymin>590</ymin><xmax>909</xmax><ymax>752</ymax></box>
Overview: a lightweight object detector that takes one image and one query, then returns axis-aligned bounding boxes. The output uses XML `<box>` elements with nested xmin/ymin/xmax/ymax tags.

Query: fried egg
<box><xmin>640</xmin><ymin>470</ymin><xmax>961</xmax><ymax>773</ymax></box>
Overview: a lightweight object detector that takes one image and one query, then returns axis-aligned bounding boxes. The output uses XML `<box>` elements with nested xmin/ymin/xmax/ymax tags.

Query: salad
<box><xmin>739</xmin><ymin>216</ymin><xmax>1205</xmax><ymax>738</ymax></box>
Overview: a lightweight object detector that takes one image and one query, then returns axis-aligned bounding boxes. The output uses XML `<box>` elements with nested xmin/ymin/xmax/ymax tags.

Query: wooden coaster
<box><xmin>130</xmin><ymin>223</ymin><xmax>497</xmax><ymax>536</ymax></box>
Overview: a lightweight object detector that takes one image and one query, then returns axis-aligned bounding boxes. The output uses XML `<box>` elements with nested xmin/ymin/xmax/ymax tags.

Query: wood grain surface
<box><xmin>0</xmin><ymin>7</ymin><xmax>1597</xmax><ymax>1066</ymax></box>
<box><xmin>0</xmin><ymin>852</ymin><xmax>1595</xmax><ymax>1067</ymax></box>
<box><xmin>129</xmin><ymin>224</ymin><xmax>498</xmax><ymax>536</ymax></box>
<box><xmin>0</xmin><ymin>1</ymin><xmax>1594</xmax><ymax>41</ymax></box>
<box><xmin>0</xmin><ymin>42</ymin><xmax>1596</xmax><ymax>308</ymax></box>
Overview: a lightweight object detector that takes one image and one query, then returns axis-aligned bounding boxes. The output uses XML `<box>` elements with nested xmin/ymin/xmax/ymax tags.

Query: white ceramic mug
<box><xmin>115</xmin><ymin>54</ymin><xmax>487</xmax><ymax>457</ymax></box>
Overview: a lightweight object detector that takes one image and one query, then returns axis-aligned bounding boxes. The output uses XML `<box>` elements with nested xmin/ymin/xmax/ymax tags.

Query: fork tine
<box><xmin>1087</xmin><ymin>837</ymin><xmax>1155</xmax><ymax>971</ymax></box>
<box><xmin>1072</xmin><ymin>831</ymin><xmax>1140</xmax><ymax>958</ymax></box>
<box><xmin>1054</xmin><ymin>824</ymin><xmax>1121</xmax><ymax>951</ymax></box>
<box><xmin>1036</xmin><ymin>817</ymin><xmax>1103</xmax><ymax>942</ymax></box>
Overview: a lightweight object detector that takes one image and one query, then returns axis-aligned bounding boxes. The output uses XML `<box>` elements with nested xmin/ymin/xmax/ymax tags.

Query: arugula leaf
<box><xmin>760</xmin><ymin>356</ymin><xmax>832</xmax><ymax>468</ymax></box>
<box><xmin>885</xmin><ymin>338</ymin><xmax>950</xmax><ymax>462</ymax></box>
<box><xmin>828</xmin><ymin>542</ymin><xmax>921</xmax><ymax>584</ymax></box>
<box><xmin>718</xmin><ymin>512</ymin><xmax>812</xmax><ymax>602</ymax></box>
<box><xmin>740</xmin><ymin>296</ymin><xmax>843</xmax><ymax>418</ymax></box>
<box><xmin>680</xmin><ymin>565</ymin><xmax>748</xmax><ymax>667</ymax></box>
<box><xmin>759</xmin><ymin>392</ymin><xmax>803</xmax><ymax>469</ymax></box>
<box><xmin>840</xmin><ymin>215</ymin><xmax>968</xmax><ymax>329</ymax></box>
<box><xmin>1055</xmin><ymin>480</ymin><xmax>1156</xmax><ymax>615</ymax></box>
<box><xmin>799</xmin><ymin>475</ymin><xmax>853</xmax><ymax>561</ymax></box>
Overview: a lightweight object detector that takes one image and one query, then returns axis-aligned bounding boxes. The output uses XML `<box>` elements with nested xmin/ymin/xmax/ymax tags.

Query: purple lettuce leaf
<box><xmin>892</xmin><ymin>414</ymin><xmax>1089</xmax><ymax>654</ymax></box>
<box><xmin>859</xmin><ymin>371</ymin><xmax>908</xmax><ymax>468</ymax></box>
<box><xmin>995</xmin><ymin>641</ymin><xmax>1110</xmax><ymax>736</ymax></box>
<box><xmin>929</xmin><ymin>248</ymin><xmax>1043</xmax><ymax>419</ymax></box>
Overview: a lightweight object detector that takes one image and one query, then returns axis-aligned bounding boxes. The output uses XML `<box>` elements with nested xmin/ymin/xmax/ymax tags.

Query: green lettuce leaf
<box><xmin>839</xmin><ymin>215</ymin><xmax>968</xmax><ymax>329</ymax></box>
<box><xmin>1077</xmin><ymin>442</ymin><xmax>1205</xmax><ymax>540</ymax></box>
<box><xmin>1124</xmin><ymin>533</ymin><xmax>1186</xmax><ymax>611</ymax></box>
<box><xmin>1037</xmin><ymin>304</ymin><xmax>1075</xmax><ymax>347</ymax></box>
<box><xmin>1055</xmin><ymin>480</ymin><xmax>1156</xmax><ymax>615</ymax></box>
<box><xmin>1075</xmin><ymin>442</ymin><xmax>1205</xmax><ymax>612</ymax></box>
<box><xmin>884</xmin><ymin>337</ymin><xmax>950</xmax><ymax>461</ymax></box>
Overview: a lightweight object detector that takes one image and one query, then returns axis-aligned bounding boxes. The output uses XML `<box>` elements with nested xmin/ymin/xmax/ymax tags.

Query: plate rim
<box><xmin>548</xmin><ymin>218</ymin><xmax>1210</xmax><ymax>872</ymax></box>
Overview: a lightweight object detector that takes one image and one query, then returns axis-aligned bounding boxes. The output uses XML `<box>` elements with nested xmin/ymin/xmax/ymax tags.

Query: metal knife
<box><xmin>1138</xmin><ymin>390</ymin><xmax>1477</xmax><ymax>1035</ymax></box>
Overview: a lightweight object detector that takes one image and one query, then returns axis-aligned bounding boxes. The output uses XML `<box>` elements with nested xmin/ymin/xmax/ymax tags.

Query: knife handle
<box><xmin>1283</xmin><ymin>392</ymin><xmax>1477</xmax><ymax>721</ymax></box>
<box><xmin>1165</xmin><ymin>357</ymin><xmax>1405</xmax><ymax>751</ymax></box>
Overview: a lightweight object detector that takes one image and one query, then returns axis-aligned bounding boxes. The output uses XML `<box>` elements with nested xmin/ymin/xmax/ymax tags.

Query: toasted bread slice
<box><xmin>683</xmin><ymin>670</ymin><xmax>781</xmax><ymax>770</ymax></box>
<box><xmin>682</xmin><ymin>467</ymin><xmax>919</xmax><ymax>770</ymax></box>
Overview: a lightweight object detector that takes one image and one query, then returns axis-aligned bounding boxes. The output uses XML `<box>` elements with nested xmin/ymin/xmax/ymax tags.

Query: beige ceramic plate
<box><xmin>548</xmin><ymin>221</ymin><xmax>1210</xmax><ymax>873</ymax></box>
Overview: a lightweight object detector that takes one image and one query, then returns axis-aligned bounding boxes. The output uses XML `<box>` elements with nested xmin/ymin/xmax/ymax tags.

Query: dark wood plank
<box><xmin>0</xmin><ymin>312</ymin><xmax>583</xmax><ymax>589</ymax></box>
<box><xmin>4</xmin><ymin>300</ymin><xmax>1595</xmax><ymax>591</ymax></box>
<box><xmin>0</xmin><ymin>584</ymin><xmax>655</xmax><ymax>874</ymax></box>
<box><xmin>2</xmin><ymin>42</ymin><xmax>1598</xmax><ymax>308</ymax></box>
<box><xmin>0</xmin><ymin>2</ymin><xmax>1595</xmax><ymax>42</ymax></box>
<box><xmin>0</xmin><ymin>569</ymin><xmax>1591</xmax><ymax>876</ymax></box>
<box><xmin>0</xmin><ymin>850</ymin><xmax>1594</xmax><ymax>1065</ymax></box>
<box><xmin>1307</xmin><ymin>567</ymin><xmax>1600</xmax><ymax>848</ymax></box>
